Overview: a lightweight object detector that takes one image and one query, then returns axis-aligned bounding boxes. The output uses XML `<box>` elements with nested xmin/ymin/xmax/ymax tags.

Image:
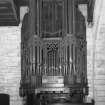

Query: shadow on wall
<box><xmin>0</xmin><ymin>94</ymin><xmax>9</xmax><ymax>105</ymax></box>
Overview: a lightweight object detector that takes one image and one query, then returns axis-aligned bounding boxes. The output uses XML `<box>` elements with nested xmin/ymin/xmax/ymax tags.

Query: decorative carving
<box><xmin>20</xmin><ymin>0</ymin><xmax>89</xmax><ymax>103</ymax></box>
<box><xmin>41</xmin><ymin>0</ymin><xmax>63</xmax><ymax>37</ymax></box>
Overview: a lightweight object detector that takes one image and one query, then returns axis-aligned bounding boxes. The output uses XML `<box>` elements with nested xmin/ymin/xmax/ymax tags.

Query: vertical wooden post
<box><xmin>73</xmin><ymin>0</ymin><xmax>76</xmax><ymax>35</ymax></box>
<box><xmin>68</xmin><ymin>0</ymin><xmax>73</xmax><ymax>34</ymax></box>
<box><xmin>64</xmin><ymin>0</ymin><xmax>67</xmax><ymax>36</ymax></box>
<box><xmin>29</xmin><ymin>0</ymin><xmax>35</xmax><ymax>36</ymax></box>
<box><xmin>39</xmin><ymin>0</ymin><xmax>42</xmax><ymax>37</ymax></box>
<box><xmin>35</xmin><ymin>0</ymin><xmax>37</xmax><ymax>35</ymax></box>
<box><xmin>37</xmin><ymin>0</ymin><xmax>40</xmax><ymax>37</ymax></box>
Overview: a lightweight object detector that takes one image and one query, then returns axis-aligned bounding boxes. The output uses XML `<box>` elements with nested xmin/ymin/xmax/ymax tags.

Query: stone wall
<box><xmin>0</xmin><ymin>26</ymin><xmax>23</xmax><ymax>105</ymax></box>
<box><xmin>87</xmin><ymin>0</ymin><xmax>105</xmax><ymax>105</ymax></box>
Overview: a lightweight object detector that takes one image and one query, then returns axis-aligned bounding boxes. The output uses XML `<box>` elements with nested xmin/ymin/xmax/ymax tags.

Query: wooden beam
<box><xmin>0</xmin><ymin>0</ymin><xmax>20</xmax><ymax>26</ymax></box>
<box><xmin>0</xmin><ymin>21</ymin><xmax>19</xmax><ymax>26</ymax></box>
<box><xmin>0</xmin><ymin>8</ymin><xmax>13</xmax><ymax>13</ymax></box>
<box><xmin>0</xmin><ymin>14</ymin><xmax>14</xmax><ymax>19</ymax></box>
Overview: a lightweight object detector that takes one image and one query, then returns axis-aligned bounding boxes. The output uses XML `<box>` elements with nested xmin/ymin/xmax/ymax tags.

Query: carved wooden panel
<box><xmin>41</xmin><ymin>0</ymin><xmax>64</xmax><ymax>38</ymax></box>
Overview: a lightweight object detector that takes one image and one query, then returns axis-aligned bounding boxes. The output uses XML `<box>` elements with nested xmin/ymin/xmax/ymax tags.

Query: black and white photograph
<box><xmin>0</xmin><ymin>0</ymin><xmax>104</xmax><ymax>105</ymax></box>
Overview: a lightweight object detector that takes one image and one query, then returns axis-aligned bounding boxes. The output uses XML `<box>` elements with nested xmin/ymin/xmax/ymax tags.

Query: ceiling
<box><xmin>0</xmin><ymin>0</ymin><xmax>19</xmax><ymax>26</ymax></box>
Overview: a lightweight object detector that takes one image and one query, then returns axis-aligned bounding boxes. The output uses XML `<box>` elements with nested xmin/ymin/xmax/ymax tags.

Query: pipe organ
<box><xmin>20</xmin><ymin>0</ymin><xmax>94</xmax><ymax>105</ymax></box>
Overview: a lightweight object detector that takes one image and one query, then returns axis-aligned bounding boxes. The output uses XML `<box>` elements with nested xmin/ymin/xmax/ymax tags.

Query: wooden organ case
<box><xmin>20</xmin><ymin>0</ymin><xmax>94</xmax><ymax>105</ymax></box>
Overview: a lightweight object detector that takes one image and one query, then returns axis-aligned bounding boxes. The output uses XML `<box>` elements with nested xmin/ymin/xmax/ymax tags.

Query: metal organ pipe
<box><xmin>45</xmin><ymin>48</ymin><xmax>47</xmax><ymax>75</ymax></box>
<box><xmin>59</xmin><ymin>49</ymin><xmax>61</xmax><ymax>75</ymax></box>
<box><xmin>50</xmin><ymin>51</ymin><xmax>52</xmax><ymax>75</ymax></box>
<box><xmin>49</xmin><ymin>51</ymin><xmax>50</xmax><ymax>75</ymax></box>
<box><xmin>32</xmin><ymin>46</ymin><xmax>34</xmax><ymax>75</ymax></box>
<box><xmin>59</xmin><ymin>47</ymin><xmax>61</xmax><ymax>74</ymax></box>
<box><xmin>52</xmin><ymin>50</ymin><xmax>54</xmax><ymax>75</ymax></box>
<box><xmin>71</xmin><ymin>44</ymin><xmax>73</xmax><ymax>73</ymax></box>
<box><xmin>35</xmin><ymin>46</ymin><xmax>37</xmax><ymax>75</ymax></box>
<box><xmin>44</xmin><ymin>48</ymin><xmax>46</xmax><ymax>75</ymax></box>
<box><xmin>42</xmin><ymin>48</ymin><xmax>44</xmax><ymax>75</ymax></box>
<box><xmin>62</xmin><ymin>47</ymin><xmax>64</xmax><ymax>75</ymax></box>
<box><xmin>64</xmin><ymin>47</ymin><xmax>65</xmax><ymax>75</ymax></box>
<box><xmin>67</xmin><ymin>45</ymin><xmax>70</xmax><ymax>74</ymax></box>
<box><xmin>51</xmin><ymin>50</ymin><xmax>52</xmax><ymax>75</ymax></box>
<box><xmin>66</xmin><ymin>46</ymin><xmax>68</xmax><ymax>75</ymax></box>
<box><xmin>52</xmin><ymin>52</ymin><xmax>55</xmax><ymax>75</ymax></box>
<box><xmin>47</xmin><ymin>52</ymin><xmax>49</xmax><ymax>75</ymax></box>
<box><xmin>55</xmin><ymin>50</ymin><xmax>57</xmax><ymax>75</ymax></box>
<box><xmin>69</xmin><ymin>44</ymin><xmax>71</xmax><ymax>74</ymax></box>
<box><xmin>53</xmin><ymin>51</ymin><xmax>55</xmax><ymax>75</ymax></box>
<box><xmin>55</xmin><ymin>50</ymin><xmax>56</xmax><ymax>75</ymax></box>
<box><xmin>41</xmin><ymin>49</ymin><xmax>44</xmax><ymax>75</ymax></box>
<box><xmin>73</xmin><ymin>45</ymin><xmax>76</xmax><ymax>75</ymax></box>
<box><xmin>75</xmin><ymin>46</ymin><xmax>77</xmax><ymax>74</ymax></box>
<box><xmin>37</xmin><ymin>46</ymin><xmax>39</xmax><ymax>75</ymax></box>
<box><xmin>53</xmin><ymin>50</ymin><xmax>54</xmax><ymax>75</ymax></box>
<box><xmin>39</xmin><ymin>46</ymin><xmax>40</xmax><ymax>75</ymax></box>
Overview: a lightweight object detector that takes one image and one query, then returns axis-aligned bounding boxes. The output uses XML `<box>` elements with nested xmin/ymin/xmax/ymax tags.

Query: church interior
<box><xmin>0</xmin><ymin>0</ymin><xmax>105</xmax><ymax>105</ymax></box>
